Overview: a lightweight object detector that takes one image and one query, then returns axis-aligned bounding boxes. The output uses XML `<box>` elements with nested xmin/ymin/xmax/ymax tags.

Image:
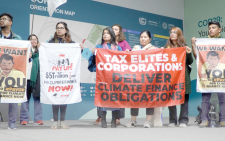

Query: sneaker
<box><xmin>36</xmin><ymin>120</ymin><xmax>44</xmax><ymax>125</ymax></box>
<box><xmin>168</xmin><ymin>123</ymin><xmax>176</xmax><ymax>127</ymax></box>
<box><xmin>60</xmin><ymin>121</ymin><xmax>69</xmax><ymax>129</ymax></box>
<box><xmin>199</xmin><ymin>120</ymin><xmax>209</xmax><ymax>127</ymax></box>
<box><xmin>124</xmin><ymin>121</ymin><xmax>137</xmax><ymax>128</ymax></box>
<box><xmin>179</xmin><ymin>123</ymin><xmax>187</xmax><ymax>127</ymax></box>
<box><xmin>143</xmin><ymin>121</ymin><xmax>152</xmax><ymax>128</ymax></box>
<box><xmin>8</xmin><ymin>124</ymin><xmax>17</xmax><ymax>130</ymax></box>
<box><xmin>21</xmin><ymin>121</ymin><xmax>28</xmax><ymax>125</ymax></box>
<box><xmin>51</xmin><ymin>121</ymin><xmax>58</xmax><ymax>129</ymax></box>
<box><xmin>220</xmin><ymin>121</ymin><xmax>225</xmax><ymax>127</ymax></box>
<box><xmin>8</xmin><ymin>127</ymin><xmax>17</xmax><ymax>130</ymax></box>
<box><xmin>116</xmin><ymin>119</ymin><xmax>121</xmax><ymax>125</ymax></box>
<box><xmin>94</xmin><ymin>117</ymin><xmax>101</xmax><ymax>125</ymax></box>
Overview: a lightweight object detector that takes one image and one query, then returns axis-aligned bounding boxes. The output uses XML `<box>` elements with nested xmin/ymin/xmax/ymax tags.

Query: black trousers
<box><xmin>168</xmin><ymin>94</ymin><xmax>189</xmax><ymax>124</ymax></box>
<box><xmin>97</xmin><ymin>108</ymin><xmax>125</xmax><ymax>118</ymax></box>
<box><xmin>131</xmin><ymin>108</ymin><xmax>154</xmax><ymax>116</ymax></box>
<box><xmin>52</xmin><ymin>105</ymin><xmax>67</xmax><ymax>121</ymax></box>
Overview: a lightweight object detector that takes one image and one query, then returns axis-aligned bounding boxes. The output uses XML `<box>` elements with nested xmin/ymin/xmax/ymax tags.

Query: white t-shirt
<box><xmin>27</xmin><ymin>48</ymin><xmax>35</xmax><ymax>80</ymax></box>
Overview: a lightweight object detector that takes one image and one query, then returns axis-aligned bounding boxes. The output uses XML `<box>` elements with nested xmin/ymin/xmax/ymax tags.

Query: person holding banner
<box><xmin>88</xmin><ymin>27</ymin><xmax>123</xmax><ymax>128</ymax></box>
<box><xmin>165</xmin><ymin>27</ymin><xmax>193</xmax><ymax>127</ymax></box>
<box><xmin>124</xmin><ymin>30</ymin><xmax>162</xmax><ymax>128</ymax></box>
<box><xmin>20</xmin><ymin>34</ymin><xmax>43</xmax><ymax>126</ymax></box>
<box><xmin>0</xmin><ymin>13</ymin><xmax>22</xmax><ymax>130</ymax></box>
<box><xmin>112</xmin><ymin>24</ymin><xmax>131</xmax><ymax>51</ymax></box>
<box><xmin>110</xmin><ymin>24</ymin><xmax>131</xmax><ymax>125</ymax></box>
<box><xmin>49</xmin><ymin>22</ymin><xmax>83</xmax><ymax>129</ymax></box>
<box><xmin>191</xmin><ymin>21</ymin><xmax>225</xmax><ymax>127</ymax></box>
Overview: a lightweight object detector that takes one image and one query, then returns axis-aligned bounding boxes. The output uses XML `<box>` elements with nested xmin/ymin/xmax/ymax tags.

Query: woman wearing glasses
<box><xmin>49</xmin><ymin>22</ymin><xmax>83</xmax><ymax>129</ymax></box>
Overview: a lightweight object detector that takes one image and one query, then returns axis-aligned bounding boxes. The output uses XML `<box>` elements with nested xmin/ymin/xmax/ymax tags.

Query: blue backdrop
<box><xmin>0</xmin><ymin>0</ymin><xmax>195</xmax><ymax>121</ymax></box>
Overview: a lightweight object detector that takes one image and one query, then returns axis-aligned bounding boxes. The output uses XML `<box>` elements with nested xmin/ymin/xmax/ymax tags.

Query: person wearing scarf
<box><xmin>20</xmin><ymin>34</ymin><xmax>43</xmax><ymax>126</ymax></box>
<box><xmin>88</xmin><ymin>27</ymin><xmax>122</xmax><ymax>128</ymax></box>
<box><xmin>124</xmin><ymin>30</ymin><xmax>163</xmax><ymax>128</ymax></box>
<box><xmin>48</xmin><ymin>22</ymin><xmax>83</xmax><ymax>129</ymax></box>
<box><xmin>192</xmin><ymin>21</ymin><xmax>225</xmax><ymax>127</ymax></box>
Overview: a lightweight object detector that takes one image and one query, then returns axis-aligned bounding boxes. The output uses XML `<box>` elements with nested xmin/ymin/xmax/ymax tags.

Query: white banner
<box><xmin>0</xmin><ymin>39</ymin><xmax>30</xmax><ymax>103</ymax></box>
<box><xmin>196</xmin><ymin>38</ymin><xmax>225</xmax><ymax>92</ymax></box>
<box><xmin>47</xmin><ymin>0</ymin><xmax>67</xmax><ymax>17</ymax></box>
<box><xmin>39</xmin><ymin>43</ymin><xmax>82</xmax><ymax>104</ymax></box>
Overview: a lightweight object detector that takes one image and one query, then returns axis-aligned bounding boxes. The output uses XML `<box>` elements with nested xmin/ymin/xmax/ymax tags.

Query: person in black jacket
<box><xmin>49</xmin><ymin>22</ymin><xmax>83</xmax><ymax>129</ymax></box>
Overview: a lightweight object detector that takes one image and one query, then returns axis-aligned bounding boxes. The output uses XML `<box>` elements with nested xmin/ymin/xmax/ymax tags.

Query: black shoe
<box><xmin>111</xmin><ymin>111</ymin><xmax>117</xmax><ymax>128</ymax></box>
<box><xmin>101</xmin><ymin>111</ymin><xmax>107</xmax><ymax>128</ymax></box>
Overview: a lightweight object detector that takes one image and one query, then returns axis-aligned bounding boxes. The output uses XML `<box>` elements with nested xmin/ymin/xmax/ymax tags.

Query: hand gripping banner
<box><xmin>0</xmin><ymin>39</ymin><xmax>30</xmax><ymax>103</ymax></box>
<box><xmin>94</xmin><ymin>47</ymin><xmax>186</xmax><ymax>108</ymax></box>
<box><xmin>196</xmin><ymin>38</ymin><xmax>225</xmax><ymax>92</ymax></box>
<box><xmin>39</xmin><ymin>43</ymin><xmax>82</xmax><ymax>104</ymax></box>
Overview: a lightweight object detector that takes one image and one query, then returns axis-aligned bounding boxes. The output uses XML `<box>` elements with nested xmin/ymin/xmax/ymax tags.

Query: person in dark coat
<box><xmin>164</xmin><ymin>27</ymin><xmax>193</xmax><ymax>128</ymax></box>
<box><xmin>49</xmin><ymin>22</ymin><xmax>83</xmax><ymax>129</ymax></box>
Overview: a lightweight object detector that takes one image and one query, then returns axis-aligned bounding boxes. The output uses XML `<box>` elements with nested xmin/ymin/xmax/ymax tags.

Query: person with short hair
<box><xmin>201</xmin><ymin>51</ymin><xmax>225</xmax><ymax>79</ymax></box>
<box><xmin>0</xmin><ymin>54</ymin><xmax>25</xmax><ymax>79</ymax></box>
<box><xmin>0</xmin><ymin>12</ymin><xmax>22</xmax><ymax>130</ymax></box>
<box><xmin>20</xmin><ymin>34</ymin><xmax>43</xmax><ymax>126</ymax></box>
<box><xmin>192</xmin><ymin>21</ymin><xmax>225</xmax><ymax>127</ymax></box>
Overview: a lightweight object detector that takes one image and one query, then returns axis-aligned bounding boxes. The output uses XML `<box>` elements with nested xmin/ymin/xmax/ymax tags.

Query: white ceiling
<box><xmin>93</xmin><ymin>0</ymin><xmax>184</xmax><ymax>20</ymax></box>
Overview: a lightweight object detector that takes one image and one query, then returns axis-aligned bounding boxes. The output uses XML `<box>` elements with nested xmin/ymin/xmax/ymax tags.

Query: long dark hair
<box><xmin>164</xmin><ymin>27</ymin><xmax>187</xmax><ymax>48</ymax></box>
<box><xmin>52</xmin><ymin>22</ymin><xmax>72</xmax><ymax>43</ymax></box>
<box><xmin>101</xmin><ymin>27</ymin><xmax>117</xmax><ymax>46</ymax></box>
<box><xmin>112</xmin><ymin>24</ymin><xmax>126</xmax><ymax>42</ymax></box>
<box><xmin>28</xmin><ymin>34</ymin><xmax>39</xmax><ymax>53</ymax></box>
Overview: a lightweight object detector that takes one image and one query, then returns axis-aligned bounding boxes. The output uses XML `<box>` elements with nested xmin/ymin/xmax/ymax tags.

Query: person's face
<box><xmin>0</xmin><ymin>15</ymin><xmax>12</xmax><ymax>28</ymax></box>
<box><xmin>56</xmin><ymin>23</ymin><xmax>66</xmax><ymax>37</ymax></box>
<box><xmin>207</xmin><ymin>55</ymin><xmax>219</xmax><ymax>68</ymax></box>
<box><xmin>209</xmin><ymin>24</ymin><xmax>221</xmax><ymax>37</ymax></box>
<box><xmin>103</xmin><ymin>30</ymin><xmax>111</xmax><ymax>42</ymax></box>
<box><xmin>140</xmin><ymin>32</ymin><xmax>151</xmax><ymax>46</ymax></box>
<box><xmin>30</xmin><ymin>36</ymin><xmax>38</xmax><ymax>47</ymax></box>
<box><xmin>0</xmin><ymin>58</ymin><xmax>14</xmax><ymax>73</ymax></box>
<box><xmin>170</xmin><ymin>29</ymin><xmax>178</xmax><ymax>41</ymax></box>
<box><xmin>112</xmin><ymin>26</ymin><xmax>120</xmax><ymax>36</ymax></box>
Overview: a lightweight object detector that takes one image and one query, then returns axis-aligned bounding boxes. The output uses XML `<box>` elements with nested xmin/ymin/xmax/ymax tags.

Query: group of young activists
<box><xmin>0</xmin><ymin>12</ymin><xmax>224</xmax><ymax>129</ymax></box>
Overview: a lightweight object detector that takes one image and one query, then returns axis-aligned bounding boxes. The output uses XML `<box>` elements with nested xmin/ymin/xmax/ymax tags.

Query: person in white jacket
<box><xmin>124</xmin><ymin>30</ymin><xmax>163</xmax><ymax>128</ymax></box>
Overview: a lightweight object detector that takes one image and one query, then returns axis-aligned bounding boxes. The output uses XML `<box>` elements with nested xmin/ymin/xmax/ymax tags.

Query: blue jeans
<box><xmin>201</xmin><ymin>93</ymin><xmax>225</xmax><ymax>121</ymax></box>
<box><xmin>8</xmin><ymin>103</ymin><xmax>18</xmax><ymax>127</ymax></box>
<box><xmin>20</xmin><ymin>80</ymin><xmax>42</xmax><ymax>123</ymax></box>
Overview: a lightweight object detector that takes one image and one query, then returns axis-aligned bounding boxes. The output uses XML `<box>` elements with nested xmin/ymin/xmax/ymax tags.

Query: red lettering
<box><xmin>52</xmin><ymin>66</ymin><xmax>56</xmax><ymax>71</ymax></box>
<box><xmin>70</xmin><ymin>85</ymin><xmax>73</xmax><ymax>91</ymax></box>
<box><xmin>70</xmin><ymin>63</ymin><xmax>73</xmax><ymax>70</ymax></box>
<box><xmin>61</xmin><ymin>85</ymin><xmax>71</xmax><ymax>91</ymax></box>
<box><xmin>47</xmin><ymin>85</ymin><xmax>73</xmax><ymax>92</ymax></box>
<box><xmin>55</xmin><ymin>86</ymin><xmax>61</xmax><ymax>92</ymax></box>
<box><xmin>48</xmin><ymin>86</ymin><xmax>54</xmax><ymax>92</ymax></box>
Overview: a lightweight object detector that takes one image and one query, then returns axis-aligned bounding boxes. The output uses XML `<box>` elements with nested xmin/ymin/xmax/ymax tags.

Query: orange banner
<box><xmin>94</xmin><ymin>47</ymin><xmax>186</xmax><ymax>108</ymax></box>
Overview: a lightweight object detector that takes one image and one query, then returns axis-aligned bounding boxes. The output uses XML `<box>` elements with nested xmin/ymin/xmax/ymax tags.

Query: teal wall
<box><xmin>0</xmin><ymin>0</ymin><xmax>184</xmax><ymax>121</ymax></box>
<box><xmin>184</xmin><ymin>0</ymin><xmax>225</xmax><ymax>116</ymax></box>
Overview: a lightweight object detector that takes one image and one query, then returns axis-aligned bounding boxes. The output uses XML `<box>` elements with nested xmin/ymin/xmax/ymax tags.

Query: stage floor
<box><xmin>0</xmin><ymin>117</ymin><xmax>223</xmax><ymax>141</ymax></box>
